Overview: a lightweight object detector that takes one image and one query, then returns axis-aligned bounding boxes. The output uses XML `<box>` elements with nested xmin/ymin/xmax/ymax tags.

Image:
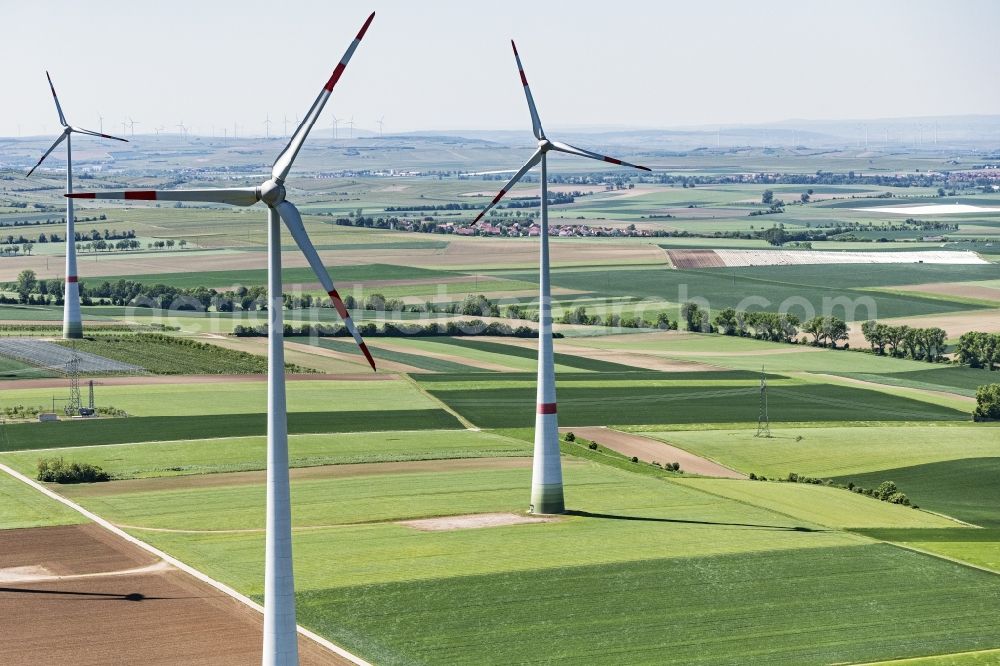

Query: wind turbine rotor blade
<box><xmin>26</xmin><ymin>132</ymin><xmax>68</xmax><ymax>177</ymax></box>
<box><xmin>275</xmin><ymin>200</ymin><xmax>376</xmax><ymax>372</ymax></box>
<box><xmin>549</xmin><ymin>140</ymin><xmax>651</xmax><ymax>171</ymax></box>
<box><xmin>66</xmin><ymin>188</ymin><xmax>260</xmax><ymax>206</ymax></box>
<box><xmin>45</xmin><ymin>71</ymin><xmax>68</xmax><ymax>127</ymax></box>
<box><xmin>510</xmin><ymin>41</ymin><xmax>544</xmax><ymax>140</ymax></box>
<box><xmin>271</xmin><ymin>11</ymin><xmax>375</xmax><ymax>182</ymax></box>
<box><xmin>472</xmin><ymin>150</ymin><xmax>542</xmax><ymax>224</ymax></box>
<box><xmin>70</xmin><ymin>126</ymin><xmax>129</xmax><ymax>142</ymax></box>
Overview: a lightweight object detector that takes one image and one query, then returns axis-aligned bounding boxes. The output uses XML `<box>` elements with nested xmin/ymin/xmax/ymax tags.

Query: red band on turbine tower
<box><xmin>537</xmin><ymin>402</ymin><xmax>557</xmax><ymax>414</ymax></box>
<box><xmin>66</xmin><ymin>275</ymin><xmax>78</xmax><ymax>283</ymax></box>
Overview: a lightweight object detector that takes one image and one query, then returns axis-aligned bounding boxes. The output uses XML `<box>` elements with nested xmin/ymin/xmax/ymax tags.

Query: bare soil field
<box><xmin>667</xmin><ymin>249</ymin><xmax>726</xmax><ymax>268</ymax></box>
<box><xmin>62</xmin><ymin>457</ymin><xmax>535</xmax><ymax>498</ymax></box>
<box><xmin>563</xmin><ymin>427</ymin><xmax>746</xmax><ymax>479</ymax></box>
<box><xmin>890</xmin><ymin>282</ymin><xmax>1000</xmax><ymax>302</ymax></box>
<box><xmin>0</xmin><ymin>524</ymin><xmax>345</xmax><ymax>665</ymax></box>
<box><xmin>399</xmin><ymin>512</ymin><xmax>558</xmax><ymax>531</ymax></box>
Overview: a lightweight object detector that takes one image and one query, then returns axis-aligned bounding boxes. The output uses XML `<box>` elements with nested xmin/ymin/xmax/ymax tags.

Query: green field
<box><xmin>1</xmin><ymin>410</ymin><xmax>461</xmax><ymax>450</ymax></box>
<box><xmin>502</xmin><ymin>262</ymin><xmax>1000</xmax><ymax>321</ymax></box>
<box><xmin>0</xmin><ymin>378</ymin><xmax>440</xmax><ymax>417</ymax></box>
<box><xmin>424</xmin><ymin>380</ymin><xmax>967</xmax><ymax>428</ymax></box>
<box><xmin>835</xmin><ymin>458</ymin><xmax>1000</xmax><ymax>528</ymax></box>
<box><xmin>0</xmin><ymin>430</ymin><xmax>529</xmax><ymax>479</ymax></box>
<box><xmin>98</xmin><ymin>263</ymin><xmax>457</xmax><ymax>289</ymax></box>
<box><xmin>0</xmin><ymin>469</ymin><xmax>85</xmax><ymax>529</ymax></box>
<box><xmin>638</xmin><ymin>424</ymin><xmax>1000</xmax><ymax>479</ymax></box>
<box><xmin>52</xmin><ymin>334</ymin><xmax>283</xmax><ymax>375</ymax></box>
<box><xmin>293</xmin><ymin>544</ymin><xmax>1000</xmax><ymax>666</ymax></box>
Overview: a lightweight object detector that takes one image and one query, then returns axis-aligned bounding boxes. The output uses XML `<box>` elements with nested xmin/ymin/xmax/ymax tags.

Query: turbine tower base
<box><xmin>529</xmin><ymin>484</ymin><xmax>565</xmax><ymax>515</ymax></box>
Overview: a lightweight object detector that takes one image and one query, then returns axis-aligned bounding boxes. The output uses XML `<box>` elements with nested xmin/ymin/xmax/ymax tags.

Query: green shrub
<box><xmin>588</xmin><ymin>442</ymin><xmax>598</xmax><ymax>450</ymax></box>
<box><xmin>36</xmin><ymin>457</ymin><xmax>110</xmax><ymax>483</ymax></box>
<box><xmin>564</xmin><ymin>432</ymin><xmax>575</xmax><ymax>442</ymax></box>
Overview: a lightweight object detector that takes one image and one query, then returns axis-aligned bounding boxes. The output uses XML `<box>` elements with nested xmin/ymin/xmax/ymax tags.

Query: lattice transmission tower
<box><xmin>755</xmin><ymin>364</ymin><xmax>771</xmax><ymax>438</ymax></box>
<box><xmin>65</xmin><ymin>351</ymin><xmax>81</xmax><ymax>415</ymax></box>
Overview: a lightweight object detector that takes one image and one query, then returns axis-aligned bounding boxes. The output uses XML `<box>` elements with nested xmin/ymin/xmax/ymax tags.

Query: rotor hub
<box><xmin>259</xmin><ymin>179</ymin><xmax>285</xmax><ymax>207</ymax></box>
<box><xmin>539</xmin><ymin>139</ymin><xmax>552</xmax><ymax>152</ymax></box>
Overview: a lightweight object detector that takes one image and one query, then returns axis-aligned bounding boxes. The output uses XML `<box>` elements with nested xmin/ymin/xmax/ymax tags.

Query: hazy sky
<box><xmin>4</xmin><ymin>0</ymin><xmax>999</xmax><ymax>138</ymax></box>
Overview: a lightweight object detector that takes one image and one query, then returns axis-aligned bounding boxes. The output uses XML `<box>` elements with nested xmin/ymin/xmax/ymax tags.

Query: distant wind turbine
<box><xmin>376</xmin><ymin>116</ymin><xmax>384</xmax><ymax>137</ymax></box>
<box><xmin>264</xmin><ymin>114</ymin><xmax>272</xmax><ymax>139</ymax></box>
<box><xmin>25</xmin><ymin>71</ymin><xmax>128</xmax><ymax>339</ymax></box>
<box><xmin>472</xmin><ymin>41</ymin><xmax>649</xmax><ymax>514</ymax></box>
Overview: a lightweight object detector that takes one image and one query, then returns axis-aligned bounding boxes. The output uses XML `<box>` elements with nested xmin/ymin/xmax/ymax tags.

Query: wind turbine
<box><xmin>347</xmin><ymin>116</ymin><xmax>355</xmax><ymax>138</ymax></box>
<box><xmin>472</xmin><ymin>41</ymin><xmax>649</xmax><ymax>514</ymax></box>
<box><xmin>264</xmin><ymin>114</ymin><xmax>272</xmax><ymax>139</ymax></box>
<box><xmin>376</xmin><ymin>116</ymin><xmax>384</xmax><ymax>137</ymax></box>
<box><xmin>176</xmin><ymin>121</ymin><xmax>188</xmax><ymax>137</ymax></box>
<box><xmin>331</xmin><ymin>114</ymin><xmax>339</xmax><ymax>139</ymax></box>
<box><xmin>128</xmin><ymin>117</ymin><xmax>139</xmax><ymax>137</ymax></box>
<box><xmin>67</xmin><ymin>13</ymin><xmax>376</xmax><ymax>664</ymax></box>
<box><xmin>25</xmin><ymin>71</ymin><xmax>127</xmax><ymax>339</ymax></box>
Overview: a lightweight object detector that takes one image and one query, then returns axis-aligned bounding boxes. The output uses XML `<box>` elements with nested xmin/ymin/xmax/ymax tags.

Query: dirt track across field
<box><xmin>562</xmin><ymin>427</ymin><xmax>746</xmax><ymax>479</ymax></box>
<box><xmin>0</xmin><ymin>524</ymin><xmax>347</xmax><ymax>665</ymax></box>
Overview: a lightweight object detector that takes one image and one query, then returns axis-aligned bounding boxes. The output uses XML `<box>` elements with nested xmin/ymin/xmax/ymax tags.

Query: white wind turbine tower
<box><xmin>376</xmin><ymin>116</ymin><xmax>384</xmax><ymax>137</ymax></box>
<box><xmin>347</xmin><ymin>116</ymin><xmax>355</xmax><ymax>138</ymax></box>
<box><xmin>67</xmin><ymin>12</ymin><xmax>377</xmax><ymax>664</ymax></box>
<box><xmin>473</xmin><ymin>41</ymin><xmax>650</xmax><ymax>514</ymax></box>
<box><xmin>25</xmin><ymin>71</ymin><xmax>128</xmax><ymax>339</ymax></box>
<box><xmin>128</xmin><ymin>117</ymin><xmax>140</xmax><ymax>137</ymax></box>
<box><xmin>264</xmin><ymin>114</ymin><xmax>272</xmax><ymax>139</ymax></box>
<box><xmin>331</xmin><ymin>114</ymin><xmax>339</xmax><ymax>139</ymax></box>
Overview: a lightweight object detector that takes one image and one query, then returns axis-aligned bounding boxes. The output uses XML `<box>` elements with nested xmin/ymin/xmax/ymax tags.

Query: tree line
<box><xmin>956</xmin><ymin>331</ymin><xmax>1000</xmax><ymax>371</ymax></box>
<box><xmin>860</xmin><ymin>321</ymin><xmax>948</xmax><ymax>361</ymax></box>
<box><xmin>232</xmin><ymin>320</ymin><xmax>558</xmax><ymax>339</ymax></box>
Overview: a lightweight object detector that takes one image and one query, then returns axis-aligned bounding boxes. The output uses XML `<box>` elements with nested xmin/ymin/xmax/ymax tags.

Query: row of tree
<box><xmin>232</xmin><ymin>320</ymin><xmax>557</xmax><ymax>339</ymax></box>
<box><xmin>860</xmin><ymin>321</ymin><xmax>948</xmax><ymax>361</ymax></box>
<box><xmin>713</xmin><ymin>308</ymin><xmax>801</xmax><ymax>342</ymax></box>
<box><xmin>956</xmin><ymin>331</ymin><xmax>1000</xmax><ymax>370</ymax></box>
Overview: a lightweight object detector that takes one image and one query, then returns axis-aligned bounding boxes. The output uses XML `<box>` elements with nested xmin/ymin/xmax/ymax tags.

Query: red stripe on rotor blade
<box><xmin>66</xmin><ymin>275</ymin><xmax>78</xmax><ymax>283</ymax></box>
<box><xmin>324</xmin><ymin>63</ymin><xmax>347</xmax><ymax>92</ymax></box>
<box><xmin>327</xmin><ymin>289</ymin><xmax>351</xmax><ymax>320</ymax></box>
<box><xmin>603</xmin><ymin>156</ymin><xmax>623</xmax><ymax>165</ymax></box>
<box><xmin>124</xmin><ymin>191</ymin><xmax>157</xmax><ymax>201</ymax></box>
<box><xmin>358</xmin><ymin>342</ymin><xmax>377</xmax><ymax>372</ymax></box>
<box><xmin>511</xmin><ymin>40</ymin><xmax>519</xmax><ymax>56</ymax></box>
<box><xmin>473</xmin><ymin>212</ymin><xmax>485</xmax><ymax>224</ymax></box>
<box><xmin>537</xmin><ymin>402</ymin><xmax>557</xmax><ymax>414</ymax></box>
<box><xmin>66</xmin><ymin>193</ymin><xmax>95</xmax><ymax>199</ymax></box>
<box><xmin>356</xmin><ymin>12</ymin><xmax>375</xmax><ymax>39</ymax></box>
<box><xmin>519</xmin><ymin>70</ymin><xmax>528</xmax><ymax>86</ymax></box>
<box><xmin>491</xmin><ymin>189</ymin><xmax>506</xmax><ymax>204</ymax></box>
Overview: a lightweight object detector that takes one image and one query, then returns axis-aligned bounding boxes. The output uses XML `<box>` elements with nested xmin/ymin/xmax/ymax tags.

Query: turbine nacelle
<box><xmin>259</xmin><ymin>179</ymin><xmax>286</xmax><ymax>207</ymax></box>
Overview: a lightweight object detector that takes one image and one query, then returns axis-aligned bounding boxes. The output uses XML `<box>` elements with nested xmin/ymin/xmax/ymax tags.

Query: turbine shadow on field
<box><xmin>0</xmin><ymin>587</ymin><xmax>174</xmax><ymax>602</ymax></box>
<box><xmin>564</xmin><ymin>510</ymin><xmax>824</xmax><ymax>532</ymax></box>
